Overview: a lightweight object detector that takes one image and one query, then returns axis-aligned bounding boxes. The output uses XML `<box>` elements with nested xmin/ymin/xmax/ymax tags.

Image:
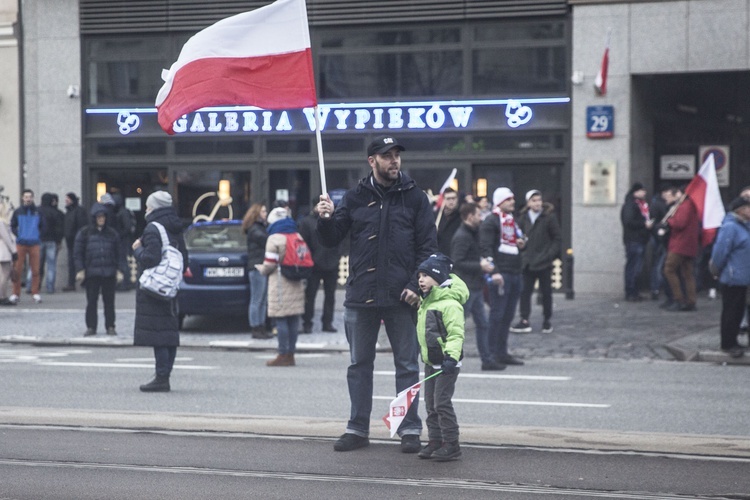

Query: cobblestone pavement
<box><xmin>1</xmin><ymin>287</ymin><xmax>747</xmax><ymax>364</ymax></box>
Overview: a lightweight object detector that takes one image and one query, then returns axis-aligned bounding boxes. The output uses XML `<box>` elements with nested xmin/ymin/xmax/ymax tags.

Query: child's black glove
<box><xmin>441</xmin><ymin>356</ymin><xmax>457</xmax><ymax>375</ymax></box>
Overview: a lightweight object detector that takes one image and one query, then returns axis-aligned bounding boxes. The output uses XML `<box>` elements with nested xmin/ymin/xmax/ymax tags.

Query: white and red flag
<box><xmin>155</xmin><ymin>0</ymin><xmax>317</xmax><ymax>134</ymax></box>
<box><xmin>594</xmin><ymin>29</ymin><xmax>611</xmax><ymax>96</ymax></box>
<box><xmin>382</xmin><ymin>379</ymin><xmax>423</xmax><ymax>438</ymax></box>
<box><xmin>684</xmin><ymin>154</ymin><xmax>726</xmax><ymax>245</ymax></box>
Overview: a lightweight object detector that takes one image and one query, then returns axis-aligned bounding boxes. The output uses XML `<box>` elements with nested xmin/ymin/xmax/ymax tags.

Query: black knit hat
<box><xmin>730</xmin><ymin>196</ymin><xmax>750</xmax><ymax>211</ymax></box>
<box><xmin>417</xmin><ymin>253</ymin><xmax>454</xmax><ymax>286</ymax></box>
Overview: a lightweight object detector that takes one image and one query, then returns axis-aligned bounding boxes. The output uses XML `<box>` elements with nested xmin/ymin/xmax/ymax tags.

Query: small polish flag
<box><xmin>155</xmin><ymin>0</ymin><xmax>317</xmax><ymax>134</ymax></box>
<box><xmin>382</xmin><ymin>380</ymin><xmax>423</xmax><ymax>438</ymax></box>
<box><xmin>594</xmin><ymin>29</ymin><xmax>611</xmax><ymax>96</ymax></box>
<box><xmin>684</xmin><ymin>154</ymin><xmax>726</xmax><ymax>245</ymax></box>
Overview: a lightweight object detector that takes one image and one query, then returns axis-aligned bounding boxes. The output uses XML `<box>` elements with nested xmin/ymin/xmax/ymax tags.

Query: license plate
<box><xmin>204</xmin><ymin>267</ymin><xmax>245</xmax><ymax>278</ymax></box>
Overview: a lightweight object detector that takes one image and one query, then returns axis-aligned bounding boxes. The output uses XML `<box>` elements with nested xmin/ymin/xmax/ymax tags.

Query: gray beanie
<box><xmin>99</xmin><ymin>193</ymin><xmax>115</xmax><ymax>206</ymax></box>
<box><xmin>146</xmin><ymin>191</ymin><xmax>172</xmax><ymax>210</ymax></box>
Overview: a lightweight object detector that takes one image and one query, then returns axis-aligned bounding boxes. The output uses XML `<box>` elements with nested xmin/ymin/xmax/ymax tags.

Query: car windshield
<box><xmin>185</xmin><ymin>223</ymin><xmax>247</xmax><ymax>253</ymax></box>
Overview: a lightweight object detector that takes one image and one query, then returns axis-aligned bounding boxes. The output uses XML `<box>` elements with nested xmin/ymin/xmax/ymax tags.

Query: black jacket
<box><xmin>245</xmin><ymin>220</ymin><xmax>268</xmax><ymax>267</ymax></box>
<box><xmin>517</xmin><ymin>203</ymin><xmax>562</xmax><ymax>271</ymax></box>
<box><xmin>450</xmin><ymin>222</ymin><xmax>485</xmax><ymax>290</ymax></box>
<box><xmin>620</xmin><ymin>194</ymin><xmax>651</xmax><ymax>245</ymax></box>
<box><xmin>317</xmin><ymin>171</ymin><xmax>437</xmax><ymax>307</ymax></box>
<box><xmin>38</xmin><ymin>193</ymin><xmax>65</xmax><ymax>243</ymax></box>
<box><xmin>299</xmin><ymin>212</ymin><xmax>341</xmax><ymax>272</ymax></box>
<box><xmin>64</xmin><ymin>198</ymin><xmax>88</xmax><ymax>244</ymax></box>
<box><xmin>133</xmin><ymin>206</ymin><xmax>187</xmax><ymax>347</ymax></box>
<box><xmin>73</xmin><ymin>204</ymin><xmax>120</xmax><ymax>278</ymax></box>
<box><xmin>479</xmin><ymin>212</ymin><xmax>522</xmax><ymax>274</ymax></box>
<box><xmin>436</xmin><ymin>209</ymin><xmax>461</xmax><ymax>256</ymax></box>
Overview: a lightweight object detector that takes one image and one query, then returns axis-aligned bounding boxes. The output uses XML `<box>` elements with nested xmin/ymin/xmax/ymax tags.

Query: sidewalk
<box><xmin>1</xmin><ymin>287</ymin><xmax>747</xmax><ymax>365</ymax></box>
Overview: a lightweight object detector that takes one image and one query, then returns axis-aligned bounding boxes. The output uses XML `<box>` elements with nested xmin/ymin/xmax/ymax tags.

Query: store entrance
<box><xmin>90</xmin><ymin>168</ymin><xmax>168</xmax><ymax>236</ymax></box>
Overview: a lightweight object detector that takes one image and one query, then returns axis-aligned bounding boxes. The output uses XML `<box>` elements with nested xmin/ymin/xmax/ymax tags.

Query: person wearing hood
<box><xmin>316</xmin><ymin>136</ymin><xmax>437</xmax><ymax>454</ymax></box>
<box><xmin>74</xmin><ymin>202</ymin><xmax>121</xmax><ymax>336</ymax></box>
<box><xmin>9</xmin><ymin>189</ymin><xmax>43</xmax><ymax>304</ymax></box>
<box><xmin>710</xmin><ymin>197</ymin><xmax>750</xmax><ymax>359</ymax></box>
<box><xmin>414</xmin><ymin>253</ymin><xmax>468</xmax><ymax>461</ymax></box>
<box><xmin>620</xmin><ymin>182</ymin><xmax>654</xmax><ymax>302</ymax></box>
<box><xmin>132</xmin><ymin>191</ymin><xmax>187</xmax><ymax>392</ymax></box>
<box><xmin>35</xmin><ymin>193</ymin><xmax>65</xmax><ymax>294</ymax></box>
<box><xmin>63</xmin><ymin>192</ymin><xmax>88</xmax><ymax>291</ymax></box>
<box><xmin>255</xmin><ymin>207</ymin><xmax>305</xmax><ymax>366</ymax></box>
<box><xmin>110</xmin><ymin>192</ymin><xmax>136</xmax><ymax>290</ymax></box>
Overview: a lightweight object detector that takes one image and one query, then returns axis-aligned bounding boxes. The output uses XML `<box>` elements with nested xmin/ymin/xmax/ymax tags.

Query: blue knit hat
<box><xmin>417</xmin><ymin>253</ymin><xmax>454</xmax><ymax>286</ymax></box>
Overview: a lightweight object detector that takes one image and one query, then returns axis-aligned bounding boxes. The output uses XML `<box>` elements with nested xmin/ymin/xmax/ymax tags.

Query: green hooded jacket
<box><xmin>416</xmin><ymin>273</ymin><xmax>469</xmax><ymax>366</ymax></box>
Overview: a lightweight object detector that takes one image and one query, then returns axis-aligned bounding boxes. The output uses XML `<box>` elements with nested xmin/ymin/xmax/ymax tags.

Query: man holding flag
<box><xmin>317</xmin><ymin>136</ymin><xmax>437</xmax><ymax>453</ymax></box>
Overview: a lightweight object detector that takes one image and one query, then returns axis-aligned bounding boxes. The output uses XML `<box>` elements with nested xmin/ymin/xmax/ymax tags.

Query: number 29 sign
<box><xmin>586</xmin><ymin>105</ymin><xmax>614</xmax><ymax>139</ymax></box>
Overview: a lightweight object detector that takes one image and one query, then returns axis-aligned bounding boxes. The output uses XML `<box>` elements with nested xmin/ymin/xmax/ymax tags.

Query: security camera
<box><xmin>67</xmin><ymin>85</ymin><xmax>80</xmax><ymax>99</ymax></box>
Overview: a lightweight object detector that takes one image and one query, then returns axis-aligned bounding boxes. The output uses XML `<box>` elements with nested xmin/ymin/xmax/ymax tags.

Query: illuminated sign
<box><xmin>86</xmin><ymin>97</ymin><xmax>569</xmax><ymax>138</ymax></box>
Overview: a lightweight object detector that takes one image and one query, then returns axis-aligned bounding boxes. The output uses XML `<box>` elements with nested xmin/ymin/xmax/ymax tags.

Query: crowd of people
<box><xmin>620</xmin><ymin>182</ymin><xmax>750</xmax><ymax>358</ymax></box>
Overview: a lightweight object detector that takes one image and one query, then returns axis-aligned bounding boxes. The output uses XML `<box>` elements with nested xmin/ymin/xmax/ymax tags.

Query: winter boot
<box><xmin>433</xmin><ymin>441</ymin><xmax>462</xmax><ymax>461</ymax></box>
<box><xmin>139</xmin><ymin>375</ymin><xmax>170</xmax><ymax>392</ymax></box>
<box><xmin>251</xmin><ymin>326</ymin><xmax>273</xmax><ymax>339</ymax></box>
<box><xmin>417</xmin><ymin>440</ymin><xmax>442</xmax><ymax>459</ymax></box>
<box><xmin>266</xmin><ymin>353</ymin><xmax>295</xmax><ymax>367</ymax></box>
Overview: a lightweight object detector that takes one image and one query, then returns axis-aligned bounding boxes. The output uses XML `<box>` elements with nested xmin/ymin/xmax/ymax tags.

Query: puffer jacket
<box><xmin>417</xmin><ymin>273</ymin><xmax>469</xmax><ymax>366</ymax></box>
<box><xmin>0</xmin><ymin>220</ymin><xmax>16</xmax><ymax>262</ymax></box>
<box><xmin>258</xmin><ymin>218</ymin><xmax>305</xmax><ymax>317</ymax></box>
<box><xmin>710</xmin><ymin>212</ymin><xmax>750</xmax><ymax>286</ymax></box>
<box><xmin>133</xmin><ymin>206</ymin><xmax>187</xmax><ymax>348</ymax></box>
<box><xmin>317</xmin><ymin>171</ymin><xmax>437</xmax><ymax>308</ymax></box>
<box><xmin>518</xmin><ymin>202</ymin><xmax>562</xmax><ymax>271</ymax></box>
<box><xmin>73</xmin><ymin>203</ymin><xmax>120</xmax><ymax>278</ymax></box>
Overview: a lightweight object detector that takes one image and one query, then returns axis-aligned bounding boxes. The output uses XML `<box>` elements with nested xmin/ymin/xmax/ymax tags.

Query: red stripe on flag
<box><xmin>157</xmin><ymin>49</ymin><xmax>317</xmax><ymax>134</ymax></box>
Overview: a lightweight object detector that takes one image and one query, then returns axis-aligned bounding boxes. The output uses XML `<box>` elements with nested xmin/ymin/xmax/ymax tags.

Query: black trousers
<box><xmin>720</xmin><ymin>284</ymin><xmax>747</xmax><ymax>350</ymax></box>
<box><xmin>66</xmin><ymin>239</ymin><xmax>76</xmax><ymax>287</ymax></box>
<box><xmin>85</xmin><ymin>275</ymin><xmax>116</xmax><ymax>329</ymax></box>
<box><xmin>154</xmin><ymin>346</ymin><xmax>177</xmax><ymax>377</ymax></box>
<box><xmin>519</xmin><ymin>266</ymin><xmax>553</xmax><ymax>322</ymax></box>
<box><xmin>303</xmin><ymin>267</ymin><xmax>338</xmax><ymax>327</ymax></box>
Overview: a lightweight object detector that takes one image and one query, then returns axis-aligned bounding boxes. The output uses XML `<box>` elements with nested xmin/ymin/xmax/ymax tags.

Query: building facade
<box><xmin>22</xmin><ymin>0</ymin><xmax>750</xmax><ymax>294</ymax></box>
<box><xmin>0</xmin><ymin>0</ymin><xmax>20</xmax><ymax>204</ymax></box>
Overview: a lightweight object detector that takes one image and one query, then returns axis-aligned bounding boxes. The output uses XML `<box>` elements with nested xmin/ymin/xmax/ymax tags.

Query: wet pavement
<box><xmin>1</xmin><ymin>286</ymin><xmax>747</xmax><ymax>365</ymax></box>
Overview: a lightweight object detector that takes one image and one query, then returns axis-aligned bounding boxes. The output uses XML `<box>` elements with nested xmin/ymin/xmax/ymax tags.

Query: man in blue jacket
<box><xmin>317</xmin><ymin>136</ymin><xmax>437</xmax><ymax>454</ymax></box>
<box><xmin>10</xmin><ymin>189</ymin><xmax>43</xmax><ymax>304</ymax></box>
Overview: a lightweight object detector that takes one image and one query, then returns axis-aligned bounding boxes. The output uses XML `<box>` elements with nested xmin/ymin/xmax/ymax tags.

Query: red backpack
<box><xmin>279</xmin><ymin>233</ymin><xmax>314</xmax><ymax>280</ymax></box>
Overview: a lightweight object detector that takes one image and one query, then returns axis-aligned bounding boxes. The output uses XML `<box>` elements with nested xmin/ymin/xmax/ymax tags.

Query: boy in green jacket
<box><xmin>415</xmin><ymin>253</ymin><xmax>469</xmax><ymax>461</ymax></box>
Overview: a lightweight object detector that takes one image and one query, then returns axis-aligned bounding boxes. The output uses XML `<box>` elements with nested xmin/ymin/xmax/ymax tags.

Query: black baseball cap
<box><xmin>367</xmin><ymin>136</ymin><xmax>405</xmax><ymax>157</ymax></box>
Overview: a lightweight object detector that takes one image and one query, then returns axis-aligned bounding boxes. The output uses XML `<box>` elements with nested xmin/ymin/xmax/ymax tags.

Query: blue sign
<box><xmin>586</xmin><ymin>105</ymin><xmax>614</xmax><ymax>139</ymax></box>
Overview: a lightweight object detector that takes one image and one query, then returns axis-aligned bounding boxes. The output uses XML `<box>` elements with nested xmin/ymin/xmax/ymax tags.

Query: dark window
<box><xmin>473</xmin><ymin>47</ymin><xmax>566</xmax><ymax>94</ymax></box>
<box><xmin>95</xmin><ymin>141</ymin><xmax>166</xmax><ymax>156</ymax></box>
<box><xmin>175</xmin><ymin>140</ymin><xmax>254</xmax><ymax>155</ymax></box>
<box><xmin>266</xmin><ymin>139</ymin><xmax>312</xmax><ymax>154</ymax></box>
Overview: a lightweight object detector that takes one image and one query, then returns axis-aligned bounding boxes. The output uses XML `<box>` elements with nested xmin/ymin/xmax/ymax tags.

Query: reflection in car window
<box><xmin>185</xmin><ymin>223</ymin><xmax>248</xmax><ymax>253</ymax></box>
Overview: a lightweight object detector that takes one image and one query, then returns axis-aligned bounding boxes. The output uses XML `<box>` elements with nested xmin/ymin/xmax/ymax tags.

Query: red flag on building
<box><xmin>155</xmin><ymin>0</ymin><xmax>317</xmax><ymax>135</ymax></box>
<box><xmin>684</xmin><ymin>154</ymin><xmax>726</xmax><ymax>245</ymax></box>
<box><xmin>594</xmin><ymin>29</ymin><xmax>612</xmax><ymax>96</ymax></box>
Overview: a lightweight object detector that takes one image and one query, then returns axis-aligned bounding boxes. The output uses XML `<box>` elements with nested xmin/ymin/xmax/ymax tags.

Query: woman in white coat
<box><xmin>256</xmin><ymin>207</ymin><xmax>305</xmax><ymax>366</ymax></box>
<box><xmin>0</xmin><ymin>197</ymin><xmax>17</xmax><ymax>305</ymax></box>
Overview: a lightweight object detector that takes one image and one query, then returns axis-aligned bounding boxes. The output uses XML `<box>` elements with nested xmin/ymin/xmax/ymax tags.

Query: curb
<box><xmin>2</xmin><ymin>407</ymin><xmax>749</xmax><ymax>459</ymax></box>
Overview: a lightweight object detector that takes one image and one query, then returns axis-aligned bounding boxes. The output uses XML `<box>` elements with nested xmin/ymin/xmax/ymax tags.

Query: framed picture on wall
<box><xmin>583</xmin><ymin>160</ymin><xmax>616</xmax><ymax>205</ymax></box>
<box><xmin>659</xmin><ymin>155</ymin><xmax>695</xmax><ymax>180</ymax></box>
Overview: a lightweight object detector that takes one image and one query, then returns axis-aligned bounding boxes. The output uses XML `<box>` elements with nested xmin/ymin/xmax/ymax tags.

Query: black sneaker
<box><xmin>433</xmin><ymin>441</ymin><xmax>462</xmax><ymax>461</ymax></box>
<box><xmin>509</xmin><ymin>320</ymin><xmax>532</xmax><ymax>333</ymax></box>
<box><xmin>302</xmin><ymin>324</ymin><xmax>313</xmax><ymax>334</ymax></box>
<box><xmin>417</xmin><ymin>440</ymin><xmax>442</xmax><ymax>459</ymax></box>
<box><xmin>333</xmin><ymin>433</ymin><xmax>369</xmax><ymax>452</ymax></box>
<box><xmin>400</xmin><ymin>434</ymin><xmax>421</xmax><ymax>454</ymax></box>
<box><xmin>541</xmin><ymin>321</ymin><xmax>553</xmax><ymax>334</ymax></box>
<box><xmin>723</xmin><ymin>346</ymin><xmax>745</xmax><ymax>359</ymax></box>
<box><xmin>481</xmin><ymin>360</ymin><xmax>506</xmax><ymax>371</ymax></box>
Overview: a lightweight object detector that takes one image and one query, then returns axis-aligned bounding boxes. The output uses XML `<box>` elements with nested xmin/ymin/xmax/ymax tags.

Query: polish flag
<box><xmin>155</xmin><ymin>0</ymin><xmax>317</xmax><ymax>134</ymax></box>
<box><xmin>594</xmin><ymin>29</ymin><xmax>611</xmax><ymax>96</ymax></box>
<box><xmin>382</xmin><ymin>379</ymin><xmax>423</xmax><ymax>438</ymax></box>
<box><xmin>434</xmin><ymin>168</ymin><xmax>458</xmax><ymax>209</ymax></box>
<box><xmin>684</xmin><ymin>154</ymin><xmax>726</xmax><ymax>245</ymax></box>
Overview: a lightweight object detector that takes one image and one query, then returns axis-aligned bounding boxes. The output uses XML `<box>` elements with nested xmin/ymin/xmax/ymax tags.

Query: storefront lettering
<box><xmin>86</xmin><ymin>97</ymin><xmax>570</xmax><ymax>136</ymax></box>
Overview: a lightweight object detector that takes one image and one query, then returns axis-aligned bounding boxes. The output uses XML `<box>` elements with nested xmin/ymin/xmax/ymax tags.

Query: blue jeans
<box><xmin>28</xmin><ymin>241</ymin><xmax>57</xmax><ymax>293</ymax></box>
<box><xmin>343</xmin><ymin>305</ymin><xmax>421</xmax><ymax>437</ymax></box>
<box><xmin>624</xmin><ymin>241</ymin><xmax>646</xmax><ymax>298</ymax></box>
<box><xmin>154</xmin><ymin>346</ymin><xmax>177</xmax><ymax>377</ymax></box>
<box><xmin>488</xmin><ymin>272</ymin><xmax>522</xmax><ymax>359</ymax></box>
<box><xmin>247</xmin><ymin>269</ymin><xmax>268</xmax><ymax>328</ymax></box>
<box><xmin>275</xmin><ymin>315</ymin><xmax>299</xmax><ymax>355</ymax></box>
<box><xmin>464</xmin><ymin>289</ymin><xmax>492</xmax><ymax>364</ymax></box>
